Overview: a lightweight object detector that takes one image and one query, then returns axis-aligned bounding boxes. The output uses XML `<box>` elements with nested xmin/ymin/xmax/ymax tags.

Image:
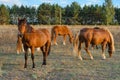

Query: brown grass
<box><xmin>0</xmin><ymin>25</ymin><xmax>120</xmax><ymax>80</ymax></box>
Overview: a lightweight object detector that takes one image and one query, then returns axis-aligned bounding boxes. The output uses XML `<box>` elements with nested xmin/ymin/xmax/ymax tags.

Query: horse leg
<box><xmin>101</xmin><ymin>42</ymin><xmax>107</xmax><ymax>59</ymax></box>
<box><xmin>24</xmin><ymin>45</ymin><xmax>28</xmax><ymax>68</ymax></box>
<box><xmin>54</xmin><ymin>32</ymin><xmax>58</xmax><ymax>45</ymax></box>
<box><xmin>31</xmin><ymin>47</ymin><xmax>35</xmax><ymax>68</ymax></box>
<box><xmin>46</xmin><ymin>41</ymin><xmax>51</xmax><ymax>56</ymax></box>
<box><xmin>78</xmin><ymin>42</ymin><xmax>83</xmax><ymax>60</ymax></box>
<box><xmin>22</xmin><ymin>44</ymin><xmax>25</xmax><ymax>52</ymax></box>
<box><xmin>85</xmin><ymin>42</ymin><xmax>93</xmax><ymax>60</ymax></box>
<box><xmin>41</xmin><ymin>46</ymin><xmax>47</xmax><ymax>65</ymax></box>
<box><xmin>63</xmin><ymin>35</ymin><xmax>67</xmax><ymax>45</ymax></box>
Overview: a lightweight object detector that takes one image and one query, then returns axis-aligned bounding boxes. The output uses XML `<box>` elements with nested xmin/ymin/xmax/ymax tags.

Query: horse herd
<box><xmin>16</xmin><ymin>18</ymin><xmax>115</xmax><ymax>68</ymax></box>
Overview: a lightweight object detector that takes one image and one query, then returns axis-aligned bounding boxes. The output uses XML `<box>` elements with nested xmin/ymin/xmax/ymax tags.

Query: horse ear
<box><xmin>23</xmin><ymin>18</ymin><xmax>27</xmax><ymax>22</ymax></box>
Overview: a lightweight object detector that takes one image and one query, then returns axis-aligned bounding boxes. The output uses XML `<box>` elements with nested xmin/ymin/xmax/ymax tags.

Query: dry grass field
<box><xmin>0</xmin><ymin>25</ymin><xmax>120</xmax><ymax>80</ymax></box>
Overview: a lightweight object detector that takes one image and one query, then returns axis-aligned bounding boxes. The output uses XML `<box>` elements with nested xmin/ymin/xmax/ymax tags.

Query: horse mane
<box><xmin>26</xmin><ymin>25</ymin><xmax>35</xmax><ymax>33</ymax></box>
<box><xmin>94</xmin><ymin>27</ymin><xmax>100</xmax><ymax>29</ymax></box>
<box><xmin>102</xmin><ymin>28</ymin><xmax>115</xmax><ymax>51</ymax></box>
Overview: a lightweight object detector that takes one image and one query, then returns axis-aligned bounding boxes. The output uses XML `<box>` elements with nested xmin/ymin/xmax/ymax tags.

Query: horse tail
<box><xmin>51</xmin><ymin>28</ymin><xmax>54</xmax><ymax>41</ymax></box>
<box><xmin>73</xmin><ymin>31</ymin><xmax>79</xmax><ymax>56</ymax></box>
<box><xmin>106</xmin><ymin>28</ymin><xmax>115</xmax><ymax>52</ymax></box>
<box><xmin>16</xmin><ymin>35</ymin><xmax>23</xmax><ymax>54</ymax></box>
<box><xmin>48</xmin><ymin>42</ymin><xmax>51</xmax><ymax>55</ymax></box>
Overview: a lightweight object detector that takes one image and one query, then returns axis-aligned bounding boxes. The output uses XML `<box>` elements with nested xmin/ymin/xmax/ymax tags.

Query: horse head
<box><xmin>18</xmin><ymin>18</ymin><xmax>27</xmax><ymax>37</ymax></box>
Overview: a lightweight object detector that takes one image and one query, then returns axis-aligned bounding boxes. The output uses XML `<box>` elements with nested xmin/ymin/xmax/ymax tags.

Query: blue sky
<box><xmin>0</xmin><ymin>0</ymin><xmax>120</xmax><ymax>8</ymax></box>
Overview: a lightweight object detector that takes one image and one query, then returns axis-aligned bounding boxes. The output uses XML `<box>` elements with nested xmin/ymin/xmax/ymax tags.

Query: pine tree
<box><xmin>104</xmin><ymin>0</ymin><xmax>115</xmax><ymax>25</ymax></box>
<box><xmin>51</xmin><ymin>4</ymin><xmax>62</xmax><ymax>24</ymax></box>
<box><xmin>37</xmin><ymin>3</ymin><xmax>52</xmax><ymax>24</ymax></box>
<box><xmin>0</xmin><ymin>4</ymin><xmax>9</xmax><ymax>24</ymax></box>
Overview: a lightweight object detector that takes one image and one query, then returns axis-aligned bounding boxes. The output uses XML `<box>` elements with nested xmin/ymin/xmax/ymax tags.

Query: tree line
<box><xmin>0</xmin><ymin>0</ymin><xmax>120</xmax><ymax>25</ymax></box>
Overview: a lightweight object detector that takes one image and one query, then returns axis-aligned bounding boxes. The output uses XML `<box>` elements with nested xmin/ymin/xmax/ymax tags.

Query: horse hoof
<box><xmin>42</xmin><ymin>63</ymin><xmax>46</xmax><ymax>65</ymax></box>
<box><xmin>17</xmin><ymin>50</ymin><xmax>20</xmax><ymax>54</ymax></box>
<box><xmin>54</xmin><ymin>43</ymin><xmax>58</xmax><ymax>45</ymax></box>
<box><xmin>91</xmin><ymin>57</ymin><xmax>93</xmax><ymax>59</ymax></box>
<box><xmin>32</xmin><ymin>68</ymin><xmax>36</xmax><ymax>71</ymax></box>
<box><xmin>102</xmin><ymin>55</ymin><xmax>106</xmax><ymax>60</ymax></box>
<box><xmin>32</xmin><ymin>66</ymin><xmax>35</xmax><ymax>68</ymax></box>
<box><xmin>102</xmin><ymin>57</ymin><xmax>106</xmax><ymax>60</ymax></box>
<box><xmin>24</xmin><ymin>68</ymin><xmax>27</xmax><ymax>70</ymax></box>
<box><xmin>63</xmin><ymin>42</ymin><xmax>66</xmax><ymax>45</ymax></box>
<box><xmin>90</xmin><ymin>57</ymin><xmax>94</xmax><ymax>60</ymax></box>
<box><xmin>78</xmin><ymin>57</ymin><xmax>83</xmax><ymax>60</ymax></box>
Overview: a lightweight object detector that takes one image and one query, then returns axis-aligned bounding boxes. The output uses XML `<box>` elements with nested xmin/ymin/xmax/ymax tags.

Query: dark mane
<box><xmin>94</xmin><ymin>27</ymin><xmax>100</xmax><ymax>29</ymax></box>
<box><xmin>26</xmin><ymin>25</ymin><xmax>34</xmax><ymax>33</ymax></box>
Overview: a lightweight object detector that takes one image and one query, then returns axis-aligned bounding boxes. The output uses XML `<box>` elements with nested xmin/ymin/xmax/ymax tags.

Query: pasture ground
<box><xmin>0</xmin><ymin>25</ymin><xmax>120</xmax><ymax>80</ymax></box>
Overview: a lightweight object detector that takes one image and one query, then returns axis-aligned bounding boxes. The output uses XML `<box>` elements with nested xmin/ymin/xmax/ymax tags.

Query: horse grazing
<box><xmin>51</xmin><ymin>25</ymin><xmax>74</xmax><ymax>45</ymax></box>
<box><xmin>73</xmin><ymin>27</ymin><xmax>115</xmax><ymax>60</ymax></box>
<box><xmin>18</xmin><ymin>18</ymin><xmax>51</xmax><ymax>68</ymax></box>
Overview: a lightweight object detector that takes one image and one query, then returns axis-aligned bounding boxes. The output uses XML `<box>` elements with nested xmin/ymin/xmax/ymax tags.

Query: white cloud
<box><xmin>81</xmin><ymin>0</ymin><xmax>101</xmax><ymax>7</ymax></box>
<box><xmin>60</xmin><ymin>0</ymin><xmax>68</xmax><ymax>6</ymax></box>
<box><xmin>0</xmin><ymin>0</ymin><xmax>21</xmax><ymax>6</ymax></box>
<box><xmin>32</xmin><ymin>4</ymin><xmax>39</xmax><ymax>8</ymax></box>
<box><xmin>40</xmin><ymin>0</ymin><xmax>53</xmax><ymax>3</ymax></box>
<box><xmin>86</xmin><ymin>0</ymin><xmax>100</xmax><ymax>5</ymax></box>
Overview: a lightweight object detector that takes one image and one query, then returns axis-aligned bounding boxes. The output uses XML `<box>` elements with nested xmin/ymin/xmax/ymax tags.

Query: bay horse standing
<box><xmin>73</xmin><ymin>27</ymin><xmax>115</xmax><ymax>60</ymax></box>
<box><xmin>18</xmin><ymin>18</ymin><xmax>51</xmax><ymax>68</ymax></box>
<box><xmin>51</xmin><ymin>25</ymin><xmax>74</xmax><ymax>45</ymax></box>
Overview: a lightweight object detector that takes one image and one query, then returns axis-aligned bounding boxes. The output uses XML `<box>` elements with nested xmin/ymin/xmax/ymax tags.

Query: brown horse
<box><xmin>73</xmin><ymin>27</ymin><xmax>115</xmax><ymax>60</ymax></box>
<box><xmin>18</xmin><ymin>18</ymin><xmax>51</xmax><ymax>68</ymax></box>
<box><xmin>51</xmin><ymin>25</ymin><xmax>74</xmax><ymax>45</ymax></box>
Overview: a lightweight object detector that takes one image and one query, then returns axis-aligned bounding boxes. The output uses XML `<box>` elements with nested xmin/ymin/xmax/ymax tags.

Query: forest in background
<box><xmin>0</xmin><ymin>0</ymin><xmax>120</xmax><ymax>25</ymax></box>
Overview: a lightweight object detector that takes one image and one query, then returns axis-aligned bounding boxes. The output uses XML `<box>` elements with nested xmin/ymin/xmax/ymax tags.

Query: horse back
<box><xmin>53</xmin><ymin>25</ymin><xmax>70</xmax><ymax>35</ymax></box>
<box><xmin>79</xmin><ymin>28</ymin><xmax>93</xmax><ymax>42</ymax></box>
<box><xmin>37</xmin><ymin>28</ymin><xmax>51</xmax><ymax>41</ymax></box>
<box><xmin>93</xmin><ymin>28</ymin><xmax>110</xmax><ymax>42</ymax></box>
